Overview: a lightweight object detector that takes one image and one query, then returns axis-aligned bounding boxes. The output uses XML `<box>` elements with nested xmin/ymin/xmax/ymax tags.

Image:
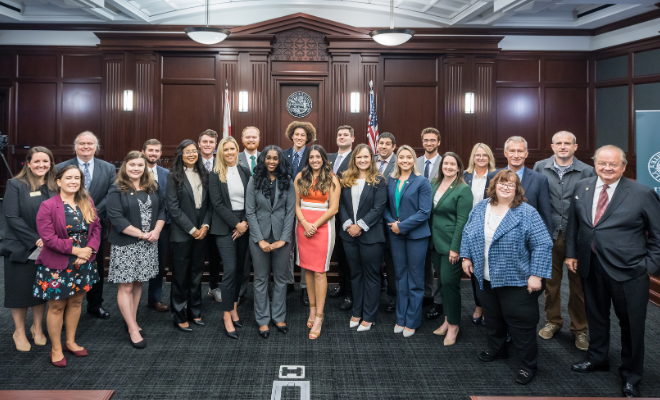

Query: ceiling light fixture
<box><xmin>184</xmin><ymin>0</ymin><xmax>230</xmax><ymax>45</ymax></box>
<box><xmin>369</xmin><ymin>0</ymin><xmax>415</xmax><ymax>47</ymax></box>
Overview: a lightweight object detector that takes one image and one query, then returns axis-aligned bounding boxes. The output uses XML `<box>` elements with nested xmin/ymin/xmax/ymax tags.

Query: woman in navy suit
<box><xmin>383</xmin><ymin>145</ymin><xmax>432</xmax><ymax>337</ymax></box>
<box><xmin>338</xmin><ymin>144</ymin><xmax>388</xmax><ymax>332</ymax></box>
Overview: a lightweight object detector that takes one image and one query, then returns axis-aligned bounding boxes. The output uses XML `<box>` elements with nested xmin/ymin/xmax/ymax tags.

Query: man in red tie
<box><xmin>565</xmin><ymin>145</ymin><xmax>660</xmax><ymax>398</ymax></box>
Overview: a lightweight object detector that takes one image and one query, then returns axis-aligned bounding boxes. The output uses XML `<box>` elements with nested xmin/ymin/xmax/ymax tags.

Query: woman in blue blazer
<box><xmin>461</xmin><ymin>169</ymin><xmax>552</xmax><ymax>385</ymax></box>
<box><xmin>383</xmin><ymin>145</ymin><xmax>432</xmax><ymax>337</ymax></box>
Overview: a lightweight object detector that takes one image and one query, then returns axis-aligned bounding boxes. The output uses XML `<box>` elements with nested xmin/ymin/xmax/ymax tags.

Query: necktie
<box><xmin>250</xmin><ymin>155</ymin><xmax>256</xmax><ymax>175</ymax></box>
<box><xmin>150</xmin><ymin>169</ymin><xmax>157</xmax><ymax>182</ymax></box>
<box><xmin>333</xmin><ymin>154</ymin><xmax>343</xmax><ymax>174</ymax></box>
<box><xmin>204</xmin><ymin>159</ymin><xmax>212</xmax><ymax>172</ymax></box>
<box><xmin>292</xmin><ymin>153</ymin><xmax>300</xmax><ymax>176</ymax></box>
<box><xmin>594</xmin><ymin>184</ymin><xmax>610</xmax><ymax>226</ymax></box>
<box><xmin>83</xmin><ymin>162</ymin><xmax>91</xmax><ymax>191</ymax></box>
<box><xmin>424</xmin><ymin>160</ymin><xmax>431</xmax><ymax>179</ymax></box>
<box><xmin>379</xmin><ymin>159</ymin><xmax>385</xmax><ymax>173</ymax></box>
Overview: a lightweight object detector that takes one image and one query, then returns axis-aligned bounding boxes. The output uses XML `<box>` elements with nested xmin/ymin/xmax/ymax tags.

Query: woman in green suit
<box><xmin>430</xmin><ymin>152</ymin><xmax>473</xmax><ymax>346</ymax></box>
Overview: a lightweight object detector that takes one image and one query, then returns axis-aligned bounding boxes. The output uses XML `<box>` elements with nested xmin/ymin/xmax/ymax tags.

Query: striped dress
<box><xmin>296</xmin><ymin>183</ymin><xmax>335</xmax><ymax>273</ymax></box>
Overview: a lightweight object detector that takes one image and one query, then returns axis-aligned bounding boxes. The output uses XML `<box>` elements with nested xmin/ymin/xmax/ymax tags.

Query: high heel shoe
<box><xmin>471</xmin><ymin>315</ymin><xmax>483</xmax><ymax>325</ymax></box>
<box><xmin>191</xmin><ymin>319</ymin><xmax>205</xmax><ymax>326</ymax></box>
<box><xmin>259</xmin><ymin>326</ymin><xmax>270</xmax><ymax>339</ymax></box>
<box><xmin>307</xmin><ymin>303</ymin><xmax>316</xmax><ymax>329</ymax></box>
<box><xmin>125</xmin><ymin>321</ymin><xmax>147</xmax><ymax>337</ymax></box>
<box><xmin>173</xmin><ymin>321</ymin><xmax>193</xmax><ymax>333</ymax></box>
<box><xmin>309</xmin><ymin>313</ymin><xmax>324</xmax><ymax>340</ymax></box>
<box><xmin>273</xmin><ymin>320</ymin><xmax>288</xmax><ymax>334</ymax></box>
<box><xmin>433</xmin><ymin>325</ymin><xmax>448</xmax><ymax>336</ymax></box>
<box><xmin>129</xmin><ymin>335</ymin><xmax>146</xmax><ymax>349</ymax></box>
<box><xmin>393</xmin><ymin>325</ymin><xmax>404</xmax><ymax>334</ymax></box>
<box><xmin>357</xmin><ymin>322</ymin><xmax>373</xmax><ymax>332</ymax></box>
<box><xmin>349</xmin><ymin>318</ymin><xmax>360</xmax><ymax>328</ymax></box>
<box><xmin>13</xmin><ymin>332</ymin><xmax>31</xmax><ymax>352</ymax></box>
<box><xmin>444</xmin><ymin>327</ymin><xmax>459</xmax><ymax>346</ymax></box>
<box><xmin>63</xmin><ymin>344</ymin><xmax>88</xmax><ymax>357</ymax></box>
<box><xmin>49</xmin><ymin>352</ymin><xmax>66</xmax><ymax>368</ymax></box>
<box><xmin>402</xmin><ymin>328</ymin><xmax>415</xmax><ymax>338</ymax></box>
<box><xmin>232</xmin><ymin>319</ymin><xmax>243</xmax><ymax>328</ymax></box>
<box><xmin>225</xmin><ymin>329</ymin><xmax>238</xmax><ymax>339</ymax></box>
<box><xmin>30</xmin><ymin>326</ymin><xmax>47</xmax><ymax>346</ymax></box>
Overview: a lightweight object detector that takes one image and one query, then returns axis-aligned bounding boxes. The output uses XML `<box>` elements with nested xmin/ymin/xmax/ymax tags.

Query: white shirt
<box><xmin>484</xmin><ymin>202</ymin><xmax>507</xmax><ymax>281</ymax></box>
<box><xmin>77</xmin><ymin>157</ymin><xmax>94</xmax><ymax>180</ymax></box>
<box><xmin>433</xmin><ymin>185</ymin><xmax>444</xmax><ymax>207</ymax></box>
<box><xmin>592</xmin><ymin>177</ymin><xmax>620</xmax><ymax>224</ymax></box>
<box><xmin>184</xmin><ymin>167</ymin><xmax>203</xmax><ymax>209</ymax></box>
<box><xmin>226</xmin><ymin>166</ymin><xmax>245</xmax><ymax>210</ymax></box>
<box><xmin>343</xmin><ymin>179</ymin><xmax>370</xmax><ymax>232</ymax></box>
<box><xmin>471</xmin><ymin>170</ymin><xmax>488</xmax><ymax>207</ymax></box>
<box><xmin>148</xmin><ymin>166</ymin><xmax>158</xmax><ymax>183</ymax></box>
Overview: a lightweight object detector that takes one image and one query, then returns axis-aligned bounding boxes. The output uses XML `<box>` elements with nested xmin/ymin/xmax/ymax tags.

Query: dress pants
<box><xmin>170</xmin><ymin>237</ymin><xmax>207</xmax><ymax>324</ymax></box>
<box><xmin>334</xmin><ymin>227</ymin><xmax>352</xmax><ymax>298</ymax></box>
<box><xmin>344</xmin><ymin>240</ymin><xmax>383</xmax><ymax>323</ymax></box>
<box><xmin>382</xmin><ymin>243</ymin><xmax>397</xmax><ymax>302</ymax></box>
<box><xmin>238</xmin><ymin>250</ymin><xmax>252</xmax><ymax>298</ymax></box>
<box><xmin>216</xmin><ymin>210</ymin><xmax>249</xmax><ymax>313</ymax></box>
<box><xmin>250</xmin><ymin>234</ymin><xmax>292</xmax><ymax>326</ymax></box>
<box><xmin>86</xmin><ymin>228</ymin><xmax>107</xmax><ymax>309</ymax></box>
<box><xmin>470</xmin><ymin>275</ymin><xmax>482</xmax><ymax>308</ymax></box>
<box><xmin>207</xmin><ymin>234</ymin><xmax>223</xmax><ymax>291</ymax></box>
<box><xmin>544</xmin><ymin>231</ymin><xmax>587</xmax><ymax>334</ymax></box>
<box><xmin>148</xmin><ymin>223</ymin><xmax>170</xmax><ymax>305</ymax></box>
<box><xmin>583</xmin><ymin>253</ymin><xmax>649</xmax><ymax>385</ymax></box>
<box><xmin>424</xmin><ymin>250</ymin><xmax>442</xmax><ymax>305</ymax></box>
<box><xmin>478</xmin><ymin>280</ymin><xmax>543</xmax><ymax>373</ymax></box>
<box><xmin>390</xmin><ymin>234</ymin><xmax>428</xmax><ymax>329</ymax></box>
<box><xmin>431</xmin><ymin>251</ymin><xmax>462</xmax><ymax>325</ymax></box>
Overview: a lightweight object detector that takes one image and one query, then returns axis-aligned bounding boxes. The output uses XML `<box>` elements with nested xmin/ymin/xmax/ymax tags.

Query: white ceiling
<box><xmin>0</xmin><ymin>0</ymin><xmax>658</xmax><ymax>29</ymax></box>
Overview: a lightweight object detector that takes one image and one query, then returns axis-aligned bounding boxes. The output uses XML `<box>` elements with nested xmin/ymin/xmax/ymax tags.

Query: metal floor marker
<box><xmin>272</xmin><ymin>365</ymin><xmax>309</xmax><ymax>400</ymax></box>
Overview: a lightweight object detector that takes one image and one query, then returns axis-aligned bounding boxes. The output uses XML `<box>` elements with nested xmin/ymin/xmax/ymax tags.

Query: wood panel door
<box><xmin>275</xmin><ymin>81</ymin><xmax>326</xmax><ymax>151</ymax></box>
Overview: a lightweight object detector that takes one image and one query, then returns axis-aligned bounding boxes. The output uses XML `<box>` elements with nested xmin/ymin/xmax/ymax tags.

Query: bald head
<box><xmin>593</xmin><ymin>145</ymin><xmax>627</xmax><ymax>184</ymax></box>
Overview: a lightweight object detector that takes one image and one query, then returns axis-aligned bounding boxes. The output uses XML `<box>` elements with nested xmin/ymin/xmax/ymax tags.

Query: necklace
<box><xmin>486</xmin><ymin>203</ymin><xmax>507</xmax><ymax>231</ymax></box>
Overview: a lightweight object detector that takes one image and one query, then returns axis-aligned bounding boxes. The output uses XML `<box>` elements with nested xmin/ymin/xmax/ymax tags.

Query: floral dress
<box><xmin>107</xmin><ymin>191</ymin><xmax>158</xmax><ymax>283</ymax></box>
<box><xmin>33</xmin><ymin>204</ymin><xmax>100</xmax><ymax>300</ymax></box>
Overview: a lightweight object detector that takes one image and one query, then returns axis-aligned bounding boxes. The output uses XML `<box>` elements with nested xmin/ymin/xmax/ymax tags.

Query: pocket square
<box><xmin>575</xmin><ymin>195</ymin><xmax>579</xmax><ymax>199</ymax></box>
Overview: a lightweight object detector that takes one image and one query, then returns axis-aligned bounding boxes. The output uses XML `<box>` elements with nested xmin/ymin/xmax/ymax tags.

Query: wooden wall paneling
<box><xmin>497</xmin><ymin>59</ymin><xmax>540</xmax><ymax>83</ymax></box>
<box><xmin>103</xmin><ymin>53</ymin><xmax>124</xmax><ymax>164</ymax></box>
<box><xmin>250</xmin><ymin>52</ymin><xmax>269</xmax><ymax>145</ymax></box>
<box><xmin>273</xmin><ymin>76</ymin><xmax>326</xmax><ymax>150</ymax></box>
<box><xmin>134</xmin><ymin>52</ymin><xmax>156</xmax><ymax>152</ymax></box>
<box><xmin>62</xmin><ymin>55</ymin><xmax>103</xmax><ymax>79</ymax></box>
<box><xmin>343</xmin><ymin>54</ymin><xmax>362</xmax><ymax>145</ymax></box>
<box><xmin>330</xmin><ymin>55</ymin><xmax>348</xmax><ymax>153</ymax></box>
<box><xmin>545</xmin><ymin>59</ymin><xmax>588</xmax><ymax>83</ymax></box>
<box><xmin>475</xmin><ymin>58</ymin><xmax>495</xmax><ymax>149</ymax></box>
<box><xmin>0</xmin><ymin>53</ymin><xmax>16</xmax><ymax>78</ymax></box>
<box><xmin>495</xmin><ymin>87</ymin><xmax>541</xmax><ymax>152</ymax></box>
<box><xmin>17</xmin><ymin>55</ymin><xmax>57</xmax><ymax>78</ymax></box>
<box><xmin>544</xmin><ymin>87</ymin><xmax>589</xmax><ymax>147</ymax></box>
<box><xmin>162</xmin><ymin>54</ymin><xmax>216</xmax><ymax>80</ymax></box>
<box><xmin>443</xmin><ymin>56</ymin><xmax>464</xmax><ymax>158</ymax></box>
<box><xmin>61</xmin><ymin>83</ymin><xmax>102</xmax><ymax>147</ymax></box>
<box><xmin>15</xmin><ymin>82</ymin><xmax>58</xmax><ymax>147</ymax></box>
<box><xmin>220</xmin><ymin>53</ymin><xmax>238</xmax><ymax>140</ymax></box>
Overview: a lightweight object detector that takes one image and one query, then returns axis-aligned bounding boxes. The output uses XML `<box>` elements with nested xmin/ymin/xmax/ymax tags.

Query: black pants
<box><xmin>86</xmin><ymin>235</ymin><xmax>107</xmax><ymax>309</ymax></box>
<box><xmin>334</xmin><ymin>233</ymin><xmax>352</xmax><ymax>298</ymax></box>
<box><xmin>344</xmin><ymin>241</ymin><xmax>383</xmax><ymax>323</ymax></box>
<box><xmin>170</xmin><ymin>238</ymin><xmax>207</xmax><ymax>324</ymax></box>
<box><xmin>470</xmin><ymin>275</ymin><xmax>482</xmax><ymax>308</ymax></box>
<box><xmin>148</xmin><ymin>223</ymin><xmax>170</xmax><ymax>305</ymax></box>
<box><xmin>478</xmin><ymin>280</ymin><xmax>543</xmax><ymax>373</ymax></box>
<box><xmin>216</xmin><ymin>216</ymin><xmax>249</xmax><ymax>313</ymax></box>
<box><xmin>382</xmin><ymin>243</ymin><xmax>397</xmax><ymax>301</ymax></box>
<box><xmin>207</xmin><ymin>234</ymin><xmax>223</xmax><ymax>290</ymax></box>
<box><xmin>584</xmin><ymin>253</ymin><xmax>649</xmax><ymax>385</ymax></box>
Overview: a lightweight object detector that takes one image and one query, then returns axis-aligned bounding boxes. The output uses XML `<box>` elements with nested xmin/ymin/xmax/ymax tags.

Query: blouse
<box><xmin>471</xmin><ymin>171</ymin><xmax>488</xmax><ymax>207</ymax></box>
<box><xmin>226</xmin><ymin>165</ymin><xmax>245</xmax><ymax>210</ymax></box>
<box><xmin>395</xmin><ymin>179</ymin><xmax>407</xmax><ymax>218</ymax></box>
<box><xmin>184</xmin><ymin>167</ymin><xmax>203</xmax><ymax>209</ymax></box>
<box><xmin>484</xmin><ymin>201</ymin><xmax>506</xmax><ymax>281</ymax></box>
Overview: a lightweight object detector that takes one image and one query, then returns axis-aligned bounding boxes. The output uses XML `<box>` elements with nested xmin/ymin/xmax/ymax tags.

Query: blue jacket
<box><xmin>383</xmin><ymin>173</ymin><xmax>432</xmax><ymax>240</ymax></box>
<box><xmin>460</xmin><ymin>200</ymin><xmax>552</xmax><ymax>289</ymax></box>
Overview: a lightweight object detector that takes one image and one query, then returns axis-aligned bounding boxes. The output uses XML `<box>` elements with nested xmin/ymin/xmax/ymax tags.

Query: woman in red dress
<box><xmin>294</xmin><ymin>144</ymin><xmax>340</xmax><ymax>340</ymax></box>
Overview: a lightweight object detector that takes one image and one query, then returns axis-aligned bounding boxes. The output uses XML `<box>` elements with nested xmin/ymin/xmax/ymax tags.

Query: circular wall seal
<box><xmin>649</xmin><ymin>151</ymin><xmax>660</xmax><ymax>183</ymax></box>
<box><xmin>286</xmin><ymin>92</ymin><xmax>312</xmax><ymax>118</ymax></box>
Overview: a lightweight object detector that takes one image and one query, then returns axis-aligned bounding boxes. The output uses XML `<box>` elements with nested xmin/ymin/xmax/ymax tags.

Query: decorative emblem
<box><xmin>648</xmin><ymin>151</ymin><xmax>660</xmax><ymax>183</ymax></box>
<box><xmin>287</xmin><ymin>92</ymin><xmax>313</xmax><ymax>118</ymax></box>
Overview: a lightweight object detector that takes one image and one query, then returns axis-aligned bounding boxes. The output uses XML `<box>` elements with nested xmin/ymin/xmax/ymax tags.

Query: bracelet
<box><xmin>138</xmin><ymin>233</ymin><xmax>143</xmax><ymax>240</ymax></box>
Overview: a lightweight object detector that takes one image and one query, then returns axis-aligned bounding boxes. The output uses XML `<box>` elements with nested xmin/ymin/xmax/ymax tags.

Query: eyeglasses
<box><xmin>596</xmin><ymin>162</ymin><xmax>621</xmax><ymax>169</ymax></box>
<box><xmin>422</xmin><ymin>139</ymin><xmax>438</xmax><ymax>143</ymax></box>
<box><xmin>496</xmin><ymin>182</ymin><xmax>516</xmax><ymax>190</ymax></box>
<box><xmin>183</xmin><ymin>150</ymin><xmax>198</xmax><ymax>155</ymax></box>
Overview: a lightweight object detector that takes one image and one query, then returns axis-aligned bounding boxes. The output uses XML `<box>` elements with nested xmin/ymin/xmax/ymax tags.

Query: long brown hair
<box><xmin>56</xmin><ymin>165</ymin><xmax>97</xmax><ymax>224</ymax></box>
<box><xmin>296</xmin><ymin>145</ymin><xmax>335</xmax><ymax>196</ymax></box>
<box><xmin>115</xmin><ymin>151</ymin><xmax>156</xmax><ymax>194</ymax></box>
<box><xmin>15</xmin><ymin>147</ymin><xmax>58</xmax><ymax>192</ymax></box>
<box><xmin>432</xmin><ymin>152</ymin><xmax>465</xmax><ymax>186</ymax></box>
<box><xmin>340</xmin><ymin>144</ymin><xmax>381</xmax><ymax>188</ymax></box>
<box><xmin>486</xmin><ymin>169</ymin><xmax>527</xmax><ymax>208</ymax></box>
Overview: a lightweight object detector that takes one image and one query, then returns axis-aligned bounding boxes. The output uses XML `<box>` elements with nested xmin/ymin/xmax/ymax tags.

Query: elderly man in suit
<box><xmin>328</xmin><ymin>125</ymin><xmax>355</xmax><ymax>311</ymax></box>
<box><xmin>56</xmin><ymin>131</ymin><xmax>115</xmax><ymax>319</ymax></box>
<box><xmin>566</xmin><ymin>145</ymin><xmax>660</xmax><ymax>398</ymax></box>
<box><xmin>142</xmin><ymin>139</ymin><xmax>170</xmax><ymax>313</ymax></box>
<box><xmin>376</xmin><ymin>132</ymin><xmax>398</xmax><ymax>312</ymax></box>
<box><xmin>417</xmin><ymin>127</ymin><xmax>443</xmax><ymax>320</ymax></box>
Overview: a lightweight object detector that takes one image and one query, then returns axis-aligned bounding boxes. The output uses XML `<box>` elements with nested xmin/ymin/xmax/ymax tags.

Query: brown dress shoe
<box><xmin>149</xmin><ymin>302</ymin><xmax>169</xmax><ymax>312</ymax></box>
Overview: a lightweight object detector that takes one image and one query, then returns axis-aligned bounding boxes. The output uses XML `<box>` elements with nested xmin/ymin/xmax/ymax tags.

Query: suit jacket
<box><xmin>106</xmin><ymin>184</ymin><xmax>167</xmax><ymax>247</ymax></box>
<box><xmin>383</xmin><ymin>173</ymin><xmax>432</xmax><ymax>240</ymax></box>
<box><xmin>165</xmin><ymin>172</ymin><xmax>211</xmax><ymax>243</ymax></box>
<box><xmin>378</xmin><ymin>154</ymin><xmax>397</xmax><ymax>181</ymax></box>
<box><xmin>416</xmin><ymin>154</ymin><xmax>441</xmax><ymax>182</ymax></box>
<box><xmin>564</xmin><ymin>176</ymin><xmax>660</xmax><ymax>281</ymax></box>
<box><xmin>484</xmin><ymin>167</ymin><xmax>552</xmax><ymax>235</ymax></box>
<box><xmin>430</xmin><ymin>181</ymin><xmax>473</xmax><ymax>255</ymax></box>
<box><xmin>208</xmin><ymin>165</ymin><xmax>251</xmax><ymax>236</ymax></box>
<box><xmin>35</xmin><ymin>194</ymin><xmax>101</xmax><ymax>271</ymax></box>
<box><xmin>460</xmin><ymin>200</ymin><xmax>553</xmax><ymax>289</ymax></box>
<box><xmin>283</xmin><ymin>147</ymin><xmax>309</xmax><ymax>180</ymax></box>
<box><xmin>238</xmin><ymin>151</ymin><xmax>260</xmax><ymax>175</ymax></box>
<box><xmin>57</xmin><ymin>157</ymin><xmax>115</xmax><ymax>224</ymax></box>
<box><xmin>338</xmin><ymin>176</ymin><xmax>388</xmax><ymax>244</ymax></box>
<box><xmin>245</xmin><ymin>176</ymin><xmax>296</xmax><ymax>243</ymax></box>
<box><xmin>329</xmin><ymin>151</ymin><xmax>352</xmax><ymax>177</ymax></box>
<box><xmin>154</xmin><ymin>165</ymin><xmax>171</xmax><ymax>224</ymax></box>
<box><xmin>0</xmin><ymin>179</ymin><xmax>55</xmax><ymax>262</ymax></box>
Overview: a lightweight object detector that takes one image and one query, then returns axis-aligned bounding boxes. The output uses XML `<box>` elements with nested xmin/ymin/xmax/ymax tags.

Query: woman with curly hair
<box><xmin>295</xmin><ymin>144</ymin><xmax>340</xmax><ymax>340</ymax></box>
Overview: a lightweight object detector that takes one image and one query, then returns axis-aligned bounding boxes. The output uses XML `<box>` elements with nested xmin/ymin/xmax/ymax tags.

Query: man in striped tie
<box><xmin>565</xmin><ymin>145</ymin><xmax>660</xmax><ymax>398</ymax></box>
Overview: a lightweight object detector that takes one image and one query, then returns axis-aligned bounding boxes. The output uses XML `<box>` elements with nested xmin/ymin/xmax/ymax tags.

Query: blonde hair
<box><xmin>213</xmin><ymin>136</ymin><xmax>240</xmax><ymax>182</ymax></box>
<box><xmin>390</xmin><ymin>145</ymin><xmax>421</xmax><ymax>179</ymax></box>
<box><xmin>466</xmin><ymin>143</ymin><xmax>496</xmax><ymax>174</ymax></box>
<box><xmin>341</xmin><ymin>144</ymin><xmax>382</xmax><ymax>188</ymax></box>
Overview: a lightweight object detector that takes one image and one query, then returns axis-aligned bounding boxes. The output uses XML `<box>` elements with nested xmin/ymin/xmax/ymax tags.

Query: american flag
<box><xmin>367</xmin><ymin>80</ymin><xmax>378</xmax><ymax>153</ymax></box>
<box><xmin>222</xmin><ymin>82</ymin><xmax>231</xmax><ymax>137</ymax></box>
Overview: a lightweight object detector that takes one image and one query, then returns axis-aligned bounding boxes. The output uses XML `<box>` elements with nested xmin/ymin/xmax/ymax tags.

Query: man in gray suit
<box><xmin>416</xmin><ymin>127</ymin><xmax>442</xmax><ymax>319</ymax></box>
<box><xmin>376</xmin><ymin>132</ymin><xmax>398</xmax><ymax>312</ymax></box>
<box><xmin>57</xmin><ymin>131</ymin><xmax>116</xmax><ymax>319</ymax></box>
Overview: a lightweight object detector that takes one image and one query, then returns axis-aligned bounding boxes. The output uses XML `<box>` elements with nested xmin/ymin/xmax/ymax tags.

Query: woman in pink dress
<box><xmin>294</xmin><ymin>144</ymin><xmax>340</xmax><ymax>340</ymax></box>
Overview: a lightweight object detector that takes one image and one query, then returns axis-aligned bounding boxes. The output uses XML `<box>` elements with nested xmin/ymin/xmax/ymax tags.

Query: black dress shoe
<box><xmin>300</xmin><ymin>288</ymin><xmax>309</xmax><ymax>306</ymax></box>
<box><xmin>173</xmin><ymin>321</ymin><xmax>193</xmax><ymax>333</ymax></box>
<box><xmin>275</xmin><ymin>325</ymin><xmax>288</xmax><ymax>334</ymax></box>
<box><xmin>422</xmin><ymin>297</ymin><xmax>434</xmax><ymax>307</ymax></box>
<box><xmin>386</xmin><ymin>302</ymin><xmax>396</xmax><ymax>313</ymax></box>
<box><xmin>225</xmin><ymin>329</ymin><xmax>238</xmax><ymax>339</ymax></box>
<box><xmin>88</xmin><ymin>306</ymin><xmax>110</xmax><ymax>319</ymax></box>
<box><xmin>259</xmin><ymin>330</ymin><xmax>270</xmax><ymax>339</ymax></box>
<box><xmin>622</xmin><ymin>382</ymin><xmax>640</xmax><ymax>398</ymax></box>
<box><xmin>190</xmin><ymin>319</ymin><xmax>205</xmax><ymax>326</ymax></box>
<box><xmin>328</xmin><ymin>285</ymin><xmax>344</xmax><ymax>298</ymax></box>
<box><xmin>515</xmin><ymin>369</ymin><xmax>535</xmax><ymax>385</ymax></box>
<box><xmin>471</xmin><ymin>315</ymin><xmax>483</xmax><ymax>325</ymax></box>
<box><xmin>124</xmin><ymin>322</ymin><xmax>146</xmax><ymax>337</ymax></box>
<box><xmin>506</xmin><ymin>334</ymin><xmax>513</xmax><ymax>345</ymax></box>
<box><xmin>478</xmin><ymin>349</ymin><xmax>509</xmax><ymax>362</ymax></box>
<box><xmin>129</xmin><ymin>337</ymin><xmax>147</xmax><ymax>349</ymax></box>
<box><xmin>571</xmin><ymin>360</ymin><xmax>610</xmax><ymax>373</ymax></box>
<box><xmin>425</xmin><ymin>304</ymin><xmax>442</xmax><ymax>320</ymax></box>
<box><xmin>340</xmin><ymin>298</ymin><xmax>353</xmax><ymax>311</ymax></box>
<box><xmin>232</xmin><ymin>319</ymin><xmax>243</xmax><ymax>328</ymax></box>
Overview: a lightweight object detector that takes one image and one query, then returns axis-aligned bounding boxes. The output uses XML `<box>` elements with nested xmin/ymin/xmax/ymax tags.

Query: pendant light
<box><xmin>369</xmin><ymin>0</ymin><xmax>415</xmax><ymax>46</ymax></box>
<box><xmin>185</xmin><ymin>0</ymin><xmax>230</xmax><ymax>45</ymax></box>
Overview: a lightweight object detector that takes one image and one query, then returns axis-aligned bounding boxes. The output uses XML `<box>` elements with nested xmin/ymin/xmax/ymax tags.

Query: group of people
<box><xmin>2</xmin><ymin>122</ymin><xmax>659</xmax><ymax>398</ymax></box>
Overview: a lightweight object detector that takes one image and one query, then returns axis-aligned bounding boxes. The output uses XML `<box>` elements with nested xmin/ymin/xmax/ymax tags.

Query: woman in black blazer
<box><xmin>166</xmin><ymin>140</ymin><xmax>211</xmax><ymax>332</ymax></box>
<box><xmin>338</xmin><ymin>144</ymin><xmax>388</xmax><ymax>331</ymax></box>
<box><xmin>106</xmin><ymin>151</ymin><xmax>166</xmax><ymax>349</ymax></box>
<box><xmin>209</xmin><ymin>136</ymin><xmax>251</xmax><ymax>339</ymax></box>
<box><xmin>1</xmin><ymin>147</ymin><xmax>57</xmax><ymax>351</ymax></box>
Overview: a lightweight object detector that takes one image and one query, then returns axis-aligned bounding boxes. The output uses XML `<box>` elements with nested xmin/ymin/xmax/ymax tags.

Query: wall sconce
<box><xmin>123</xmin><ymin>90</ymin><xmax>134</xmax><ymax>112</ymax></box>
<box><xmin>464</xmin><ymin>92</ymin><xmax>475</xmax><ymax>114</ymax></box>
<box><xmin>350</xmin><ymin>92</ymin><xmax>360</xmax><ymax>113</ymax></box>
<box><xmin>238</xmin><ymin>91</ymin><xmax>249</xmax><ymax>112</ymax></box>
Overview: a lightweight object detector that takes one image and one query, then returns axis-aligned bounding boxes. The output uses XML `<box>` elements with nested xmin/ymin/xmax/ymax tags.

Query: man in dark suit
<box><xmin>142</xmin><ymin>139</ymin><xmax>170</xmax><ymax>312</ymax></box>
<box><xmin>56</xmin><ymin>131</ymin><xmax>115</xmax><ymax>319</ymax></box>
<box><xmin>376</xmin><ymin>132</ymin><xmax>398</xmax><ymax>312</ymax></box>
<box><xmin>328</xmin><ymin>125</ymin><xmax>355</xmax><ymax>310</ymax></box>
<box><xmin>565</xmin><ymin>145</ymin><xmax>660</xmax><ymax>398</ymax></box>
<box><xmin>484</xmin><ymin>136</ymin><xmax>552</xmax><ymax>234</ymax></box>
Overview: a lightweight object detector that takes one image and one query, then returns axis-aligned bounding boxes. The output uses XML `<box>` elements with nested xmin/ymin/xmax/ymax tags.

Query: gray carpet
<box><xmin>1</xmin><ymin>256</ymin><xmax>660</xmax><ymax>399</ymax></box>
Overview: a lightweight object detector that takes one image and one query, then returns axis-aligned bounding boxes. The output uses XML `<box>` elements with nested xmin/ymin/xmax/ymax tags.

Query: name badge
<box><xmin>30</xmin><ymin>191</ymin><xmax>41</xmax><ymax>197</ymax></box>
